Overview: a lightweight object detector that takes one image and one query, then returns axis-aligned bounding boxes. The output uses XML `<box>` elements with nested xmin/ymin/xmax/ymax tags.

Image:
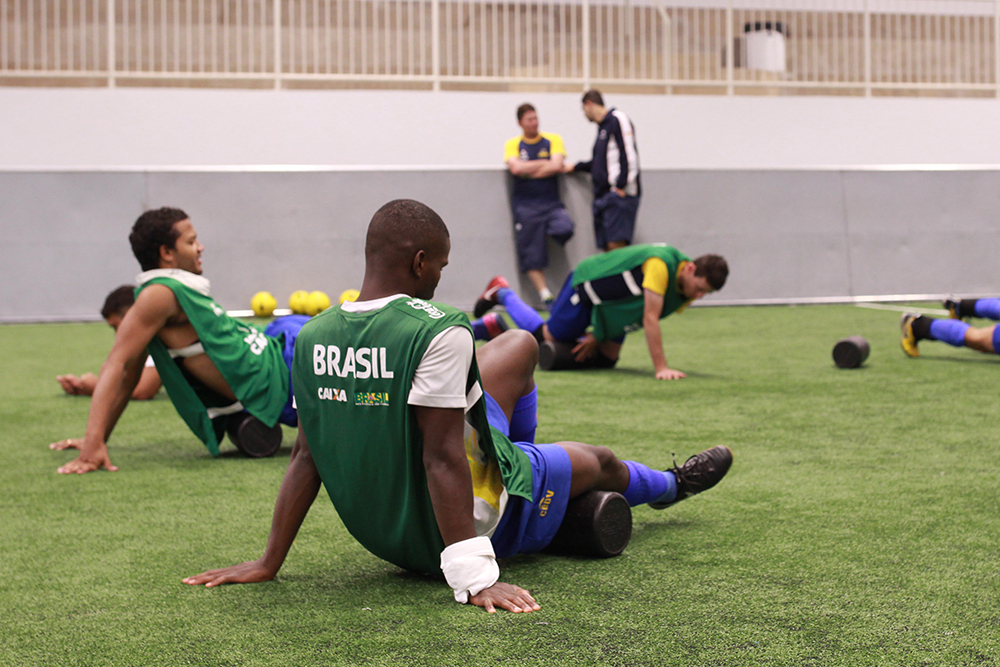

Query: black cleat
<box><xmin>943</xmin><ymin>296</ymin><xmax>962</xmax><ymax>320</ymax></box>
<box><xmin>473</xmin><ymin>275</ymin><xmax>510</xmax><ymax>318</ymax></box>
<box><xmin>650</xmin><ymin>445</ymin><xmax>733</xmax><ymax>509</ymax></box>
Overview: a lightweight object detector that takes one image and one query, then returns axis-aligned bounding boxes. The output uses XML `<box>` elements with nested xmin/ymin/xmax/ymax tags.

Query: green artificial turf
<box><xmin>2</xmin><ymin>305</ymin><xmax>999</xmax><ymax>666</ymax></box>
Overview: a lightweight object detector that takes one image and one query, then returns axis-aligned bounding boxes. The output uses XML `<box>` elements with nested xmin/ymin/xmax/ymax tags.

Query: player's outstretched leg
<box><xmin>473</xmin><ymin>276</ymin><xmax>511</xmax><ymax>318</ymax></box>
<box><xmin>470</xmin><ymin>312</ymin><xmax>509</xmax><ymax>341</ymax></box>
<box><xmin>473</xmin><ymin>275</ymin><xmax>546</xmax><ymax>340</ymax></box>
<box><xmin>944</xmin><ymin>297</ymin><xmax>1000</xmax><ymax>322</ymax></box>
<box><xmin>902</xmin><ymin>313</ymin><xmax>1000</xmax><ymax>356</ymax></box>
<box><xmin>558</xmin><ymin>441</ymin><xmax>732</xmax><ymax>508</ymax></box>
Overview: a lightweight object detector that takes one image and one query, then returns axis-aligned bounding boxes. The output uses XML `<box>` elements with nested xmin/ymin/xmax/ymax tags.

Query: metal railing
<box><xmin>1</xmin><ymin>0</ymin><xmax>997</xmax><ymax>95</ymax></box>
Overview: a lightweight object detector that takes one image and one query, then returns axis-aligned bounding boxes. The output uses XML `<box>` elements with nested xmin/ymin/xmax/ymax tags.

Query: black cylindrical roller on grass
<box><xmin>833</xmin><ymin>336</ymin><xmax>870</xmax><ymax>369</ymax></box>
<box><xmin>226</xmin><ymin>413</ymin><xmax>283</xmax><ymax>458</ymax></box>
<box><xmin>538</xmin><ymin>340</ymin><xmax>576</xmax><ymax>371</ymax></box>
<box><xmin>544</xmin><ymin>490</ymin><xmax>632</xmax><ymax>558</ymax></box>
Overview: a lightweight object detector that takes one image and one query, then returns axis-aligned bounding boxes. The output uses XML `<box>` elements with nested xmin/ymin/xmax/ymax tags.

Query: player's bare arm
<box><xmin>183</xmin><ymin>428</ymin><xmax>322</xmax><ymax>587</ymax></box>
<box><xmin>53</xmin><ymin>284</ymin><xmax>177</xmax><ymax>474</ymax></box>
<box><xmin>416</xmin><ymin>405</ymin><xmax>540</xmax><ymax>614</ymax></box>
<box><xmin>642</xmin><ymin>289</ymin><xmax>685</xmax><ymax>380</ymax></box>
<box><xmin>507</xmin><ymin>154</ymin><xmax>565</xmax><ymax>179</ymax></box>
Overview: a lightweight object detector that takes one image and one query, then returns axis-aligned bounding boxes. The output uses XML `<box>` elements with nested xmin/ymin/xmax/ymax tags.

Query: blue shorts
<box><xmin>512</xmin><ymin>200</ymin><xmax>574</xmax><ymax>272</ymax></box>
<box><xmin>593</xmin><ymin>192</ymin><xmax>639</xmax><ymax>250</ymax></box>
<box><xmin>265</xmin><ymin>315</ymin><xmax>311</xmax><ymax>426</ymax></box>
<box><xmin>484</xmin><ymin>392</ymin><xmax>573</xmax><ymax>559</ymax></box>
<box><xmin>545</xmin><ymin>273</ymin><xmax>624</xmax><ymax>345</ymax></box>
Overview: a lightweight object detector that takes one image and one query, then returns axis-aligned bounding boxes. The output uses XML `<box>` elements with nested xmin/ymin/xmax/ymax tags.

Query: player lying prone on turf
<box><xmin>183</xmin><ymin>199</ymin><xmax>733</xmax><ymax>613</ymax></box>
<box><xmin>50</xmin><ymin>207</ymin><xmax>308</xmax><ymax>474</ymax></box>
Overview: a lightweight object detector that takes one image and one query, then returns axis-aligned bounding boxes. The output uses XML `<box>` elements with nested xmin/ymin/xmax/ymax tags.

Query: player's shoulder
<box><xmin>539</xmin><ymin>131</ymin><xmax>563</xmax><ymax>142</ymax></box>
<box><xmin>504</xmin><ymin>135</ymin><xmax>523</xmax><ymax>150</ymax></box>
<box><xmin>390</xmin><ymin>297</ymin><xmax>467</xmax><ymax>325</ymax></box>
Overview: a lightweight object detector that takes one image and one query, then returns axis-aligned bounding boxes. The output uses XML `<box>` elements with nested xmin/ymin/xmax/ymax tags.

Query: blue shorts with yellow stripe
<box><xmin>484</xmin><ymin>392</ymin><xmax>573</xmax><ymax>558</ymax></box>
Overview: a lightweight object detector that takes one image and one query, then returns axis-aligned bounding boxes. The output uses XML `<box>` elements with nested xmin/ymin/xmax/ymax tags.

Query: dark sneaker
<box><xmin>943</xmin><ymin>296</ymin><xmax>962</xmax><ymax>320</ymax></box>
<box><xmin>900</xmin><ymin>313</ymin><xmax>920</xmax><ymax>358</ymax></box>
<box><xmin>481</xmin><ymin>312</ymin><xmax>509</xmax><ymax>340</ymax></box>
<box><xmin>473</xmin><ymin>275</ymin><xmax>510</xmax><ymax>318</ymax></box>
<box><xmin>650</xmin><ymin>445</ymin><xmax>733</xmax><ymax>509</ymax></box>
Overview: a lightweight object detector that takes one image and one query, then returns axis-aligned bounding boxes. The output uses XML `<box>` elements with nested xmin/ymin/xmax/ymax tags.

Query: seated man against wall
<box><xmin>56</xmin><ymin>285</ymin><xmax>162</xmax><ymax>402</ymax></box>
<box><xmin>472</xmin><ymin>244</ymin><xmax>728</xmax><ymax>379</ymax></box>
<box><xmin>504</xmin><ymin>103</ymin><xmax>575</xmax><ymax>307</ymax></box>
<box><xmin>51</xmin><ymin>207</ymin><xmax>307</xmax><ymax>474</ymax></box>
<box><xmin>183</xmin><ymin>199</ymin><xmax>733</xmax><ymax>612</ymax></box>
<box><xmin>901</xmin><ymin>297</ymin><xmax>1000</xmax><ymax>358</ymax></box>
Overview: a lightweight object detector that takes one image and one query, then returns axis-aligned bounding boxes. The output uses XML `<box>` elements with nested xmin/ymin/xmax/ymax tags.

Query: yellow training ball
<box><xmin>289</xmin><ymin>290</ymin><xmax>310</xmax><ymax>314</ymax></box>
<box><xmin>250</xmin><ymin>291</ymin><xmax>277</xmax><ymax>318</ymax></box>
<box><xmin>305</xmin><ymin>290</ymin><xmax>331</xmax><ymax>316</ymax></box>
<box><xmin>339</xmin><ymin>288</ymin><xmax>360</xmax><ymax>305</ymax></box>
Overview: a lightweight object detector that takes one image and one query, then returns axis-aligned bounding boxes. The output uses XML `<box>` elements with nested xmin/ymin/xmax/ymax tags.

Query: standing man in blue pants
<box><xmin>564</xmin><ymin>89</ymin><xmax>641</xmax><ymax>251</ymax></box>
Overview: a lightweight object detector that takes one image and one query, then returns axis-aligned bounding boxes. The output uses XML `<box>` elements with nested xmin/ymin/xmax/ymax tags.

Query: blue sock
<box><xmin>508</xmin><ymin>387</ymin><xmax>537</xmax><ymax>444</ymax></box>
<box><xmin>974</xmin><ymin>299</ymin><xmax>1000</xmax><ymax>321</ymax></box>
<box><xmin>622</xmin><ymin>461</ymin><xmax>677</xmax><ymax>507</ymax></box>
<box><xmin>470</xmin><ymin>317</ymin><xmax>490</xmax><ymax>341</ymax></box>
<box><xmin>496</xmin><ymin>288</ymin><xmax>545</xmax><ymax>333</ymax></box>
<box><xmin>928</xmin><ymin>318</ymin><xmax>970</xmax><ymax>347</ymax></box>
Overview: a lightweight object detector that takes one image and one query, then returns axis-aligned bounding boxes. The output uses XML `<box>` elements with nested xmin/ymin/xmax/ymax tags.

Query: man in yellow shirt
<box><xmin>503</xmin><ymin>103</ymin><xmax>575</xmax><ymax>307</ymax></box>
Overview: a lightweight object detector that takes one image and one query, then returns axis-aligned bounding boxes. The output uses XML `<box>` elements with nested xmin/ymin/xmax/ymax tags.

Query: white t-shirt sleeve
<box><xmin>408</xmin><ymin>326</ymin><xmax>483</xmax><ymax>410</ymax></box>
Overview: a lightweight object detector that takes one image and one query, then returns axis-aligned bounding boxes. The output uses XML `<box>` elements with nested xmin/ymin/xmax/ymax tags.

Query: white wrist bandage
<box><xmin>440</xmin><ymin>536</ymin><xmax>500</xmax><ymax>604</ymax></box>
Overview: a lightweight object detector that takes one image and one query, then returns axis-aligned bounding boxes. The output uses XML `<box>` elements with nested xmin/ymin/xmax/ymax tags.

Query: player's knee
<box><xmin>592</xmin><ymin>445</ymin><xmax>620</xmax><ymax>474</ymax></box>
<box><xmin>502</xmin><ymin>328</ymin><xmax>539</xmax><ymax>368</ymax></box>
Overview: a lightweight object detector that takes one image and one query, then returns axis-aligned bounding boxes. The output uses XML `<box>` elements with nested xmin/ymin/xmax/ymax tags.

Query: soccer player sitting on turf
<box><xmin>470</xmin><ymin>244</ymin><xmax>728</xmax><ymax>379</ymax></box>
<box><xmin>900</xmin><ymin>297</ymin><xmax>1000</xmax><ymax>358</ymax></box>
<box><xmin>50</xmin><ymin>207</ymin><xmax>308</xmax><ymax>474</ymax></box>
<box><xmin>182</xmin><ymin>199</ymin><xmax>733</xmax><ymax>613</ymax></box>
<box><xmin>56</xmin><ymin>285</ymin><xmax>162</xmax><ymax>401</ymax></box>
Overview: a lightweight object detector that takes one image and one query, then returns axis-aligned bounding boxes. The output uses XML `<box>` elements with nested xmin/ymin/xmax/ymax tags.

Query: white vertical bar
<box><xmin>108</xmin><ymin>0</ymin><xmax>116</xmax><ymax>85</ymax></box>
<box><xmin>863</xmin><ymin>0</ymin><xmax>870</xmax><ymax>95</ymax></box>
<box><xmin>396</xmin><ymin>0</ymin><xmax>402</xmax><ymax>76</ymax></box>
<box><xmin>582</xmin><ymin>0</ymin><xmax>589</xmax><ymax>87</ymax></box>
<box><xmin>726</xmin><ymin>2</ymin><xmax>733</xmax><ymax>92</ymax></box>
<box><xmin>994</xmin><ymin>0</ymin><xmax>999</xmax><ymax>95</ymax></box>
<box><xmin>274</xmin><ymin>0</ymin><xmax>282</xmax><ymax>85</ymax></box>
<box><xmin>431</xmin><ymin>0</ymin><xmax>439</xmax><ymax>88</ymax></box>
<box><xmin>493</xmin><ymin>0</ymin><xmax>500</xmax><ymax>78</ymax></box>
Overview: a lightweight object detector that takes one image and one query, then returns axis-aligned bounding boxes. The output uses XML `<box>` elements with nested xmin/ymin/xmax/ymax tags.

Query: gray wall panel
<box><xmin>0</xmin><ymin>173</ymin><xmax>147</xmax><ymax>320</ymax></box>
<box><xmin>842</xmin><ymin>171</ymin><xmax>1000</xmax><ymax>295</ymax></box>
<box><xmin>3</xmin><ymin>168</ymin><xmax>1000</xmax><ymax>321</ymax></box>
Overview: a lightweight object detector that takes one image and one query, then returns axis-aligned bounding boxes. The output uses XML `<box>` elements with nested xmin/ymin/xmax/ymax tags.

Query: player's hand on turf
<box><xmin>571</xmin><ymin>334</ymin><xmax>599</xmax><ymax>362</ymax></box>
<box><xmin>50</xmin><ymin>437</ymin><xmax>84</xmax><ymax>451</ymax></box>
<box><xmin>56</xmin><ymin>443</ymin><xmax>118</xmax><ymax>474</ymax></box>
<box><xmin>654</xmin><ymin>367</ymin><xmax>686</xmax><ymax>380</ymax></box>
<box><xmin>469</xmin><ymin>582</ymin><xmax>541</xmax><ymax>614</ymax></box>
<box><xmin>182</xmin><ymin>560</ymin><xmax>276</xmax><ymax>587</ymax></box>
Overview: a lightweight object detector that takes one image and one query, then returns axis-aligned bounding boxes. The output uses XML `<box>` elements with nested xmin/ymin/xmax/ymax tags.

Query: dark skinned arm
<box><xmin>415</xmin><ymin>405</ymin><xmax>540</xmax><ymax>614</ymax></box>
<box><xmin>183</xmin><ymin>427</ymin><xmax>322</xmax><ymax>586</ymax></box>
<box><xmin>52</xmin><ymin>285</ymin><xmax>175</xmax><ymax>474</ymax></box>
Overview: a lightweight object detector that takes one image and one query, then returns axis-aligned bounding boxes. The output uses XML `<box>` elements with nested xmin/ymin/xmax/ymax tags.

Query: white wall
<box><xmin>4</xmin><ymin>87</ymin><xmax>1000</xmax><ymax>169</ymax></box>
